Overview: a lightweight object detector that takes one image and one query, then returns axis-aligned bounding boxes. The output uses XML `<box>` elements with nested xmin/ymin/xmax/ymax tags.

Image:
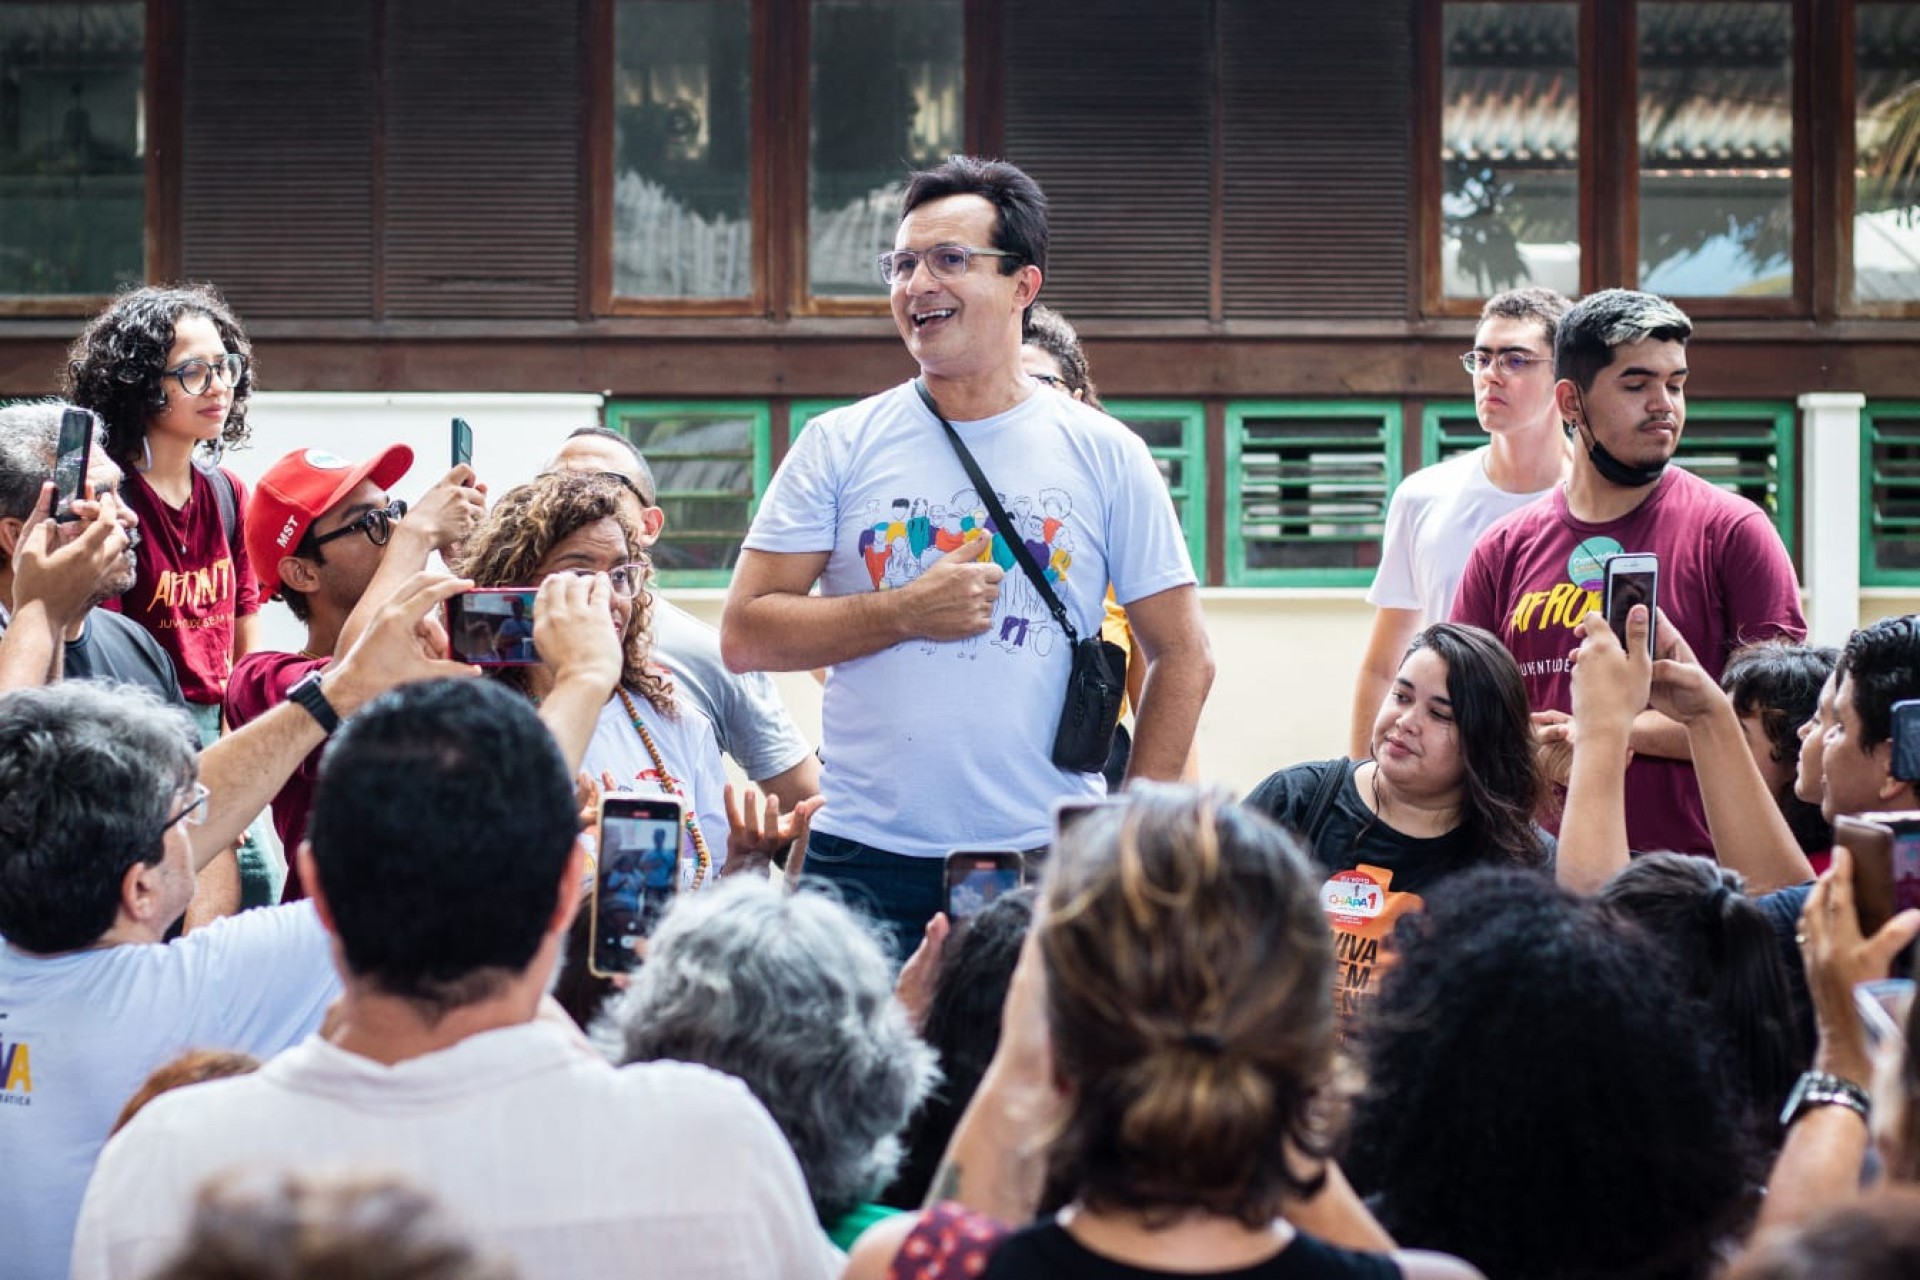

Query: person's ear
<box><xmin>1874</xmin><ymin>742</ymin><xmax>1909</xmax><ymax>803</ymax></box>
<box><xmin>1554</xmin><ymin>379</ymin><xmax>1582</xmax><ymax>428</ymax></box>
<box><xmin>638</xmin><ymin>505</ymin><xmax>667</xmax><ymax>547</ymax></box>
<box><xmin>120</xmin><ymin>855</ymin><xmax>168</xmax><ymax>925</ymax></box>
<box><xmin>1013</xmin><ymin>263</ymin><xmax>1042</xmax><ymax>309</ymax></box>
<box><xmin>0</xmin><ymin>515</ymin><xmax>23</xmax><ymax>560</ymax></box>
<box><xmin>278</xmin><ymin>554</ymin><xmax>322</xmax><ymax>596</ymax></box>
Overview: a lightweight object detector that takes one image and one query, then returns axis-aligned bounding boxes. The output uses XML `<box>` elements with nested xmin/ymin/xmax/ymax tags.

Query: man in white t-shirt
<box><xmin>720</xmin><ymin>156</ymin><xmax>1213</xmax><ymax>960</ymax></box>
<box><xmin>74</xmin><ymin>677</ymin><xmax>839</xmax><ymax>1280</ymax></box>
<box><xmin>1346</xmin><ymin>287</ymin><xmax>1574</xmax><ymax>758</ymax></box>
<box><xmin>0</xmin><ymin>576</ymin><xmax>479</xmax><ymax>1280</ymax></box>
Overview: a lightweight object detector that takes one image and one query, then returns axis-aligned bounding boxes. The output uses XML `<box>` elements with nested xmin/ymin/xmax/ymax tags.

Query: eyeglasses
<box><xmin>161</xmin><ymin>782</ymin><xmax>210</xmax><ymax>833</ymax></box>
<box><xmin>550</xmin><ymin>561</ymin><xmax>650</xmax><ymax>600</ymax></box>
<box><xmin>162</xmin><ymin>353</ymin><xmax>248</xmax><ymax>397</ymax></box>
<box><xmin>875</xmin><ymin>243</ymin><xmax>1025</xmax><ymax>286</ymax></box>
<box><xmin>1460</xmin><ymin>351</ymin><xmax>1552</xmax><ymax>377</ymax></box>
<box><xmin>312</xmin><ymin>499</ymin><xmax>409</xmax><ymax>549</ymax></box>
<box><xmin>1030</xmin><ymin>372</ymin><xmax>1067</xmax><ymax>390</ymax></box>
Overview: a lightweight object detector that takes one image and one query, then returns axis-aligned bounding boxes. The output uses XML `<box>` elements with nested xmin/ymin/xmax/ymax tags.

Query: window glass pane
<box><xmin>1441</xmin><ymin>3</ymin><xmax>1579</xmax><ymax>299</ymax></box>
<box><xmin>613</xmin><ymin>1</ymin><xmax>752</xmax><ymax>299</ymax></box>
<box><xmin>808</xmin><ymin>0</ymin><xmax>963</xmax><ymax>297</ymax></box>
<box><xmin>0</xmin><ymin>4</ymin><xmax>144</xmax><ymax>295</ymax></box>
<box><xmin>1637</xmin><ymin>3</ymin><xmax>1792</xmax><ymax>297</ymax></box>
<box><xmin>607</xmin><ymin>404</ymin><xmax>765</xmax><ymax>578</ymax></box>
<box><xmin>1856</xmin><ymin>4</ymin><xmax>1920</xmax><ymax>305</ymax></box>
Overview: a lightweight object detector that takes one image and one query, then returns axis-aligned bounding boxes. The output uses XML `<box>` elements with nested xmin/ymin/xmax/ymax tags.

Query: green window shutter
<box><xmin>1226</xmin><ymin>401</ymin><xmax>1403</xmax><ymax>587</ymax></box>
<box><xmin>1103</xmin><ymin>400</ymin><xmax>1207</xmax><ymax>577</ymax></box>
<box><xmin>1864</xmin><ymin>402</ymin><xmax>1920</xmax><ymax>586</ymax></box>
<box><xmin>1672</xmin><ymin>402</ymin><xmax>1797</xmax><ymax>557</ymax></box>
<box><xmin>1421</xmin><ymin>401</ymin><xmax>1483</xmax><ymax>468</ymax></box>
<box><xmin>603</xmin><ymin>401</ymin><xmax>771</xmax><ymax>587</ymax></box>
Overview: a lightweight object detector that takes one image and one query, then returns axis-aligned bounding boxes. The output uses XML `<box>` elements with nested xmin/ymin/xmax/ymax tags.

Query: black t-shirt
<box><xmin>982</xmin><ymin>1221</ymin><xmax>1401</xmax><ymax>1280</ymax></box>
<box><xmin>63</xmin><ymin>609</ymin><xmax>188</xmax><ymax>707</ymax></box>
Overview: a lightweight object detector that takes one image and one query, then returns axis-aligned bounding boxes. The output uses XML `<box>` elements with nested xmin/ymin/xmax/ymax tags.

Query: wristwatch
<box><xmin>287</xmin><ymin>669</ymin><xmax>341</xmax><ymax>736</ymax></box>
<box><xmin>1779</xmin><ymin>1070</ymin><xmax>1871</xmax><ymax>1127</ymax></box>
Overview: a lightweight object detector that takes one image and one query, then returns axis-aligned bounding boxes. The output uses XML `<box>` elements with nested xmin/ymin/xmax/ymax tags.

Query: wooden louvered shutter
<box><xmin>1219</xmin><ymin>0</ymin><xmax>1414</xmax><ymax>319</ymax></box>
<box><xmin>1001</xmin><ymin>0</ymin><xmax>1213</xmax><ymax>320</ymax></box>
<box><xmin>382</xmin><ymin>3</ymin><xmax>583</xmax><ymax>319</ymax></box>
<box><xmin>179</xmin><ymin>1</ymin><xmax>377</xmax><ymax>319</ymax></box>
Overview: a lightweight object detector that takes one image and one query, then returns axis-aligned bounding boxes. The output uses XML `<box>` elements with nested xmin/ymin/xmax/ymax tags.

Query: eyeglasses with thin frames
<box><xmin>160</xmin><ymin>782</ymin><xmax>210</xmax><ymax>835</ymax></box>
<box><xmin>1460</xmin><ymin>351</ymin><xmax>1552</xmax><ymax>377</ymax></box>
<box><xmin>876</xmin><ymin>243</ymin><xmax>1025</xmax><ymax>286</ymax></box>
<box><xmin>1030</xmin><ymin>372</ymin><xmax>1067</xmax><ymax>390</ymax></box>
<box><xmin>162</xmin><ymin>353</ymin><xmax>248</xmax><ymax>397</ymax></box>
<box><xmin>545</xmin><ymin>561</ymin><xmax>650</xmax><ymax>600</ymax></box>
<box><xmin>312</xmin><ymin>499</ymin><xmax>409</xmax><ymax>549</ymax></box>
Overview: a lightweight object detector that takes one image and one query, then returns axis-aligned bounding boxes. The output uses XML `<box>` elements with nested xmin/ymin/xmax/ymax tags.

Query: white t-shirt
<box><xmin>0</xmin><ymin>903</ymin><xmax>336</xmax><ymax>1280</ymax></box>
<box><xmin>743</xmin><ymin>381</ymin><xmax>1195</xmax><ymax>859</ymax></box>
<box><xmin>1366</xmin><ymin>446</ymin><xmax>1559</xmax><ymax>623</ymax></box>
<box><xmin>582</xmin><ymin>690</ymin><xmax>733</xmax><ymax>878</ymax></box>
<box><xmin>651</xmin><ymin>597</ymin><xmax>814</xmax><ymax>783</ymax></box>
<box><xmin>73</xmin><ymin>1020</ymin><xmax>842</xmax><ymax>1280</ymax></box>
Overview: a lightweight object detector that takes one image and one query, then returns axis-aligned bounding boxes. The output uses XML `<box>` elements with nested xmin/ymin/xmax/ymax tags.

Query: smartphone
<box><xmin>444</xmin><ymin>588</ymin><xmax>540</xmax><ymax>666</ymax></box>
<box><xmin>944</xmin><ymin>850</ymin><xmax>1025</xmax><ymax>922</ymax></box>
<box><xmin>51</xmin><ymin>407</ymin><xmax>95</xmax><ymax>522</ymax></box>
<box><xmin>1893</xmin><ymin>700</ymin><xmax>1920</xmax><ymax>783</ymax></box>
<box><xmin>452</xmin><ymin>417</ymin><xmax>473</xmax><ymax>469</ymax></box>
<box><xmin>1602</xmin><ymin>553</ymin><xmax>1659</xmax><ymax>653</ymax></box>
<box><xmin>1834</xmin><ymin>811</ymin><xmax>1920</xmax><ymax>937</ymax></box>
<box><xmin>590</xmin><ymin>794</ymin><xmax>684</xmax><ymax>977</ymax></box>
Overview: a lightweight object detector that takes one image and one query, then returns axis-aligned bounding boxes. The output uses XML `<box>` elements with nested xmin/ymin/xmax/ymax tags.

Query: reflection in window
<box><xmin>1440</xmin><ymin>3</ymin><xmax>1579</xmax><ymax>299</ymax></box>
<box><xmin>1856</xmin><ymin>5</ymin><xmax>1920</xmax><ymax>305</ymax></box>
<box><xmin>613</xmin><ymin>1</ymin><xmax>752</xmax><ymax>299</ymax></box>
<box><xmin>808</xmin><ymin>0</ymin><xmax>962</xmax><ymax>297</ymax></box>
<box><xmin>1637</xmin><ymin>3</ymin><xmax>1792</xmax><ymax>298</ymax></box>
<box><xmin>0</xmin><ymin>3</ymin><xmax>144</xmax><ymax>296</ymax></box>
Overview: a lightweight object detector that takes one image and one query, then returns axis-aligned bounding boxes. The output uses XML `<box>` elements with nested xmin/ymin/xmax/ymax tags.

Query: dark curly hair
<box><xmin>1837</xmin><ymin>614</ymin><xmax>1920</xmax><ymax>753</ymax></box>
<box><xmin>454</xmin><ymin>471</ymin><xmax>673</xmax><ymax>714</ymax></box>
<box><xmin>1021</xmin><ymin>305</ymin><xmax>1103</xmax><ymax>410</ymax></box>
<box><xmin>1722</xmin><ymin>641</ymin><xmax>1838</xmax><ymax>854</ymax></box>
<box><xmin>1041</xmin><ymin>785</ymin><xmax>1337</xmax><ymax>1229</ymax></box>
<box><xmin>63</xmin><ymin>283</ymin><xmax>254</xmax><ymax>469</ymax></box>
<box><xmin>1347</xmin><ymin>868</ymin><xmax>1758</xmax><ymax>1280</ymax></box>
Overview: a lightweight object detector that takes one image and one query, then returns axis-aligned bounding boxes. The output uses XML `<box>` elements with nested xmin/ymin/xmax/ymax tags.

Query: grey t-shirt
<box><xmin>650</xmin><ymin>596</ymin><xmax>813</xmax><ymax>783</ymax></box>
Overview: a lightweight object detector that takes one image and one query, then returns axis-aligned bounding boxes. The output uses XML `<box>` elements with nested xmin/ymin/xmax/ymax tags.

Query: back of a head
<box><xmin>113</xmin><ymin>1049</ymin><xmax>261</xmax><ymax>1137</ymax></box>
<box><xmin>0</xmin><ymin>682</ymin><xmax>196</xmax><ymax>953</ymax></box>
<box><xmin>147</xmin><ymin>1171</ymin><xmax>514</xmax><ymax>1280</ymax></box>
<box><xmin>1553</xmin><ymin>288</ymin><xmax>1694</xmax><ymax>390</ymax></box>
<box><xmin>0</xmin><ymin>400</ymin><xmax>68</xmax><ymax>524</ymax></box>
<box><xmin>902</xmin><ymin>154</ymin><xmax>1048</xmax><ymax>276</ymax></box>
<box><xmin>1838</xmin><ymin>615</ymin><xmax>1920</xmax><ymax>753</ymax></box>
<box><xmin>307</xmin><ymin>679</ymin><xmax>576</xmax><ymax>1016</ymax></box>
<box><xmin>1349</xmin><ymin>867</ymin><xmax>1755</xmax><ymax>1279</ymax></box>
<box><xmin>1598</xmin><ymin>853</ymin><xmax>1803</xmax><ymax>1139</ymax></box>
<box><xmin>612</xmin><ymin>879</ymin><xmax>936</xmax><ymax>1223</ymax></box>
<box><xmin>1041</xmin><ymin>784</ymin><xmax>1334</xmax><ymax>1228</ymax></box>
<box><xmin>1726</xmin><ymin>1188</ymin><xmax>1920</xmax><ymax>1280</ymax></box>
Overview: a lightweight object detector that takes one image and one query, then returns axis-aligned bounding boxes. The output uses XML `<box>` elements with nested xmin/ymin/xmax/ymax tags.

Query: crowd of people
<box><xmin>2</xmin><ymin>152</ymin><xmax>1917</xmax><ymax>1279</ymax></box>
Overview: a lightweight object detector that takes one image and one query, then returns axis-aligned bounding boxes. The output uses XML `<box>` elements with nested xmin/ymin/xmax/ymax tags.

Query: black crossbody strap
<box><xmin>914</xmin><ymin>379</ymin><xmax>1079</xmax><ymax>645</ymax></box>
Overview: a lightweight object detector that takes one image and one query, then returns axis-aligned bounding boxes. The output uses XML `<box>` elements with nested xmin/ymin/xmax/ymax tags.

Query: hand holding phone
<box><xmin>1602</xmin><ymin>553</ymin><xmax>1658</xmax><ymax>655</ymax></box>
<box><xmin>1834</xmin><ymin>812</ymin><xmax>1920</xmax><ymax>938</ymax></box>
<box><xmin>590</xmin><ymin>794</ymin><xmax>684</xmax><ymax>977</ymax></box>
<box><xmin>51</xmin><ymin>408</ymin><xmax>95</xmax><ymax>522</ymax></box>
<box><xmin>944</xmin><ymin>850</ymin><xmax>1025</xmax><ymax>922</ymax></box>
<box><xmin>444</xmin><ymin>588</ymin><xmax>541</xmax><ymax>666</ymax></box>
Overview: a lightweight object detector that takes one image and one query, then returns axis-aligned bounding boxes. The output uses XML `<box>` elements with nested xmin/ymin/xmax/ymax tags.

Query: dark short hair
<box><xmin>902</xmin><ymin>155</ymin><xmax>1049</xmax><ymax>277</ymax></box>
<box><xmin>306</xmin><ymin>679</ymin><xmax>577</xmax><ymax>1018</ymax></box>
<box><xmin>1479</xmin><ymin>287</ymin><xmax>1573</xmax><ymax>348</ymax></box>
<box><xmin>1723</xmin><ymin>641</ymin><xmax>1839</xmax><ymax>853</ymax></box>
<box><xmin>1042</xmin><ymin>785</ymin><xmax>1335</xmax><ymax>1228</ymax></box>
<box><xmin>64</xmin><ymin>283</ymin><xmax>255</xmax><ymax>469</ymax></box>
<box><xmin>0</xmin><ymin>682</ymin><xmax>196</xmax><ymax>952</ymax></box>
<box><xmin>1553</xmin><ymin>288</ymin><xmax>1693</xmax><ymax>392</ymax></box>
<box><xmin>1347</xmin><ymin>869</ymin><xmax>1757</xmax><ymax>1278</ymax></box>
<box><xmin>1837</xmin><ymin>615</ymin><xmax>1920</xmax><ymax>753</ymax></box>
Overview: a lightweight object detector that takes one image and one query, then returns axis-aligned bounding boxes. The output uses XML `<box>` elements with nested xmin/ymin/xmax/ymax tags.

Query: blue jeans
<box><xmin>802</xmin><ymin>831</ymin><xmax>947</xmax><ymax>967</ymax></box>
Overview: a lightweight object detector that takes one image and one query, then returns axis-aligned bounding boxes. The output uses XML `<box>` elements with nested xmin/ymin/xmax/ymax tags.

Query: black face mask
<box><xmin>1572</xmin><ymin>389</ymin><xmax>1668</xmax><ymax>488</ymax></box>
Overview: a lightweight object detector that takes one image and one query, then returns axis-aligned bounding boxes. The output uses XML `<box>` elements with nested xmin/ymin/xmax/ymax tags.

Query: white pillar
<box><xmin>1799</xmin><ymin>392</ymin><xmax>1867</xmax><ymax>648</ymax></box>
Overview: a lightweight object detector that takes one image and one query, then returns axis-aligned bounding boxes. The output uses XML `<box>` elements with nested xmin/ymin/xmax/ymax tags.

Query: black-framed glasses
<box><xmin>1030</xmin><ymin>372</ymin><xmax>1067</xmax><ymax>389</ymax></box>
<box><xmin>162</xmin><ymin>352</ymin><xmax>248</xmax><ymax>396</ymax></box>
<box><xmin>312</xmin><ymin>499</ymin><xmax>409</xmax><ymax>549</ymax></box>
<box><xmin>1460</xmin><ymin>351</ymin><xmax>1552</xmax><ymax>377</ymax></box>
<box><xmin>160</xmin><ymin>782</ymin><xmax>210</xmax><ymax>834</ymax></box>
<box><xmin>876</xmin><ymin>243</ymin><xmax>1025</xmax><ymax>286</ymax></box>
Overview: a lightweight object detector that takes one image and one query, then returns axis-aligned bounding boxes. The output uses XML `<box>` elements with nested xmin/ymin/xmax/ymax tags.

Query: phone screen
<box><xmin>945</xmin><ymin>851</ymin><xmax>1024</xmax><ymax>921</ymax></box>
<box><xmin>1894</xmin><ymin>827</ymin><xmax>1920</xmax><ymax>917</ymax></box>
<box><xmin>445</xmin><ymin>589</ymin><xmax>540</xmax><ymax>666</ymax></box>
<box><xmin>592</xmin><ymin>797</ymin><xmax>683</xmax><ymax>976</ymax></box>
<box><xmin>52</xmin><ymin>408</ymin><xmax>93</xmax><ymax>521</ymax></box>
<box><xmin>1604</xmin><ymin>555</ymin><xmax>1657</xmax><ymax>648</ymax></box>
<box><xmin>452</xmin><ymin>417</ymin><xmax>473</xmax><ymax>469</ymax></box>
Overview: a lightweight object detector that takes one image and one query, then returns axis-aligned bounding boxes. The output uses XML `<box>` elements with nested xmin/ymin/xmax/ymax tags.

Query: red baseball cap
<box><xmin>245</xmin><ymin>445</ymin><xmax>415</xmax><ymax>594</ymax></box>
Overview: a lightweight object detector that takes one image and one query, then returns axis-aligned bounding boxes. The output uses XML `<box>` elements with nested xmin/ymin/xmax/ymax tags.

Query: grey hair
<box><xmin>0</xmin><ymin>681</ymin><xmax>198</xmax><ymax>952</ymax></box>
<box><xmin>0</xmin><ymin>398</ymin><xmax>103</xmax><ymax>523</ymax></box>
<box><xmin>603</xmin><ymin>879</ymin><xmax>939</xmax><ymax>1222</ymax></box>
<box><xmin>1554</xmin><ymin>288</ymin><xmax>1694</xmax><ymax>391</ymax></box>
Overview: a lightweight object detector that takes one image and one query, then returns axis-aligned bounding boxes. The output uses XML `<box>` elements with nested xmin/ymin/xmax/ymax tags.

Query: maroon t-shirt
<box><xmin>225</xmin><ymin>650</ymin><xmax>327</xmax><ymax>901</ymax></box>
<box><xmin>1452</xmin><ymin>466</ymin><xmax>1806</xmax><ymax>858</ymax></box>
<box><xmin>106</xmin><ymin>467</ymin><xmax>260</xmax><ymax>705</ymax></box>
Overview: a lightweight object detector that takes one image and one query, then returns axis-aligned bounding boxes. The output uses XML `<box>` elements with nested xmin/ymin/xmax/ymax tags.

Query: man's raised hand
<box><xmin>907</xmin><ymin>535</ymin><xmax>1004</xmax><ymax>641</ymax></box>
